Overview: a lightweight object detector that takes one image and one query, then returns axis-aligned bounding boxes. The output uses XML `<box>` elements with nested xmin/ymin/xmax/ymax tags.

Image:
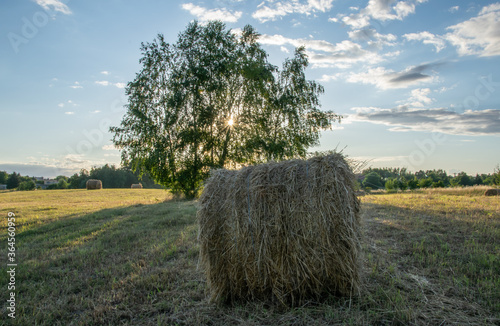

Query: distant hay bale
<box><xmin>355</xmin><ymin>190</ymin><xmax>366</xmax><ymax>197</ymax></box>
<box><xmin>484</xmin><ymin>188</ymin><xmax>500</xmax><ymax>196</ymax></box>
<box><xmin>131</xmin><ymin>183</ymin><xmax>143</xmax><ymax>189</ymax></box>
<box><xmin>197</xmin><ymin>153</ymin><xmax>361</xmax><ymax>306</ymax></box>
<box><xmin>86</xmin><ymin>179</ymin><xmax>102</xmax><ymax>190</ymax></box>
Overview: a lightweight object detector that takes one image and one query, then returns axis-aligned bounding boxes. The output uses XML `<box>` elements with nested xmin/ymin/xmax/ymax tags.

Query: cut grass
<box><xmin>0</xmin><ymin>188</ymin><xmax>498</xmax><ymax>325</ymax></box>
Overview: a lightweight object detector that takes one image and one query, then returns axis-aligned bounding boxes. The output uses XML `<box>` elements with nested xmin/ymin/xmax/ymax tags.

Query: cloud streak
<box><xmin>34</xmin><ymin>0</ymin><xmax>72</xmax><ymax>14</ymax></box>
<box><xmin>349</xmin><ymin>106</ymin><xmax>500</xmax><ymax>135</ymax></box>
<box><xmin>259</xmin><ymin>33</ymin><xmax>394</xmax><ymax>67</ymax></box>
<box><xmin>95</xmin><ymin>81</ymin><xmax>126</xmax><ymax>88</ymax></box>
<box><xmin>252</xmin><ymin>0</ymin><xmax>334</xmax><ymax>22</ymax></box>
<box><xmin>182</xmin><ymin>3</ymin><xmax>242</xmax><ymax>22</ymax></box>
<box><xmin>404</xmin><ymin>31</ymin><xmax>446</xmax><ymax>52</ymax></box>
<box><xmin>331</xmin><ymin>0</ymin><xmax>426</xmax><ymax>29</ymax></box>
<box><xmin>344</xmin><ymin>62</ymin><xmax>442</xmax><ymax>89</ymax></box>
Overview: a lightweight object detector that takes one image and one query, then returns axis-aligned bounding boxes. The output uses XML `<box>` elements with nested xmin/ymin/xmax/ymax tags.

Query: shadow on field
<box><xmin>1</xmin><ymin>199</ymin><xmax>208</xmax><ymax>326</ymax></box>
<box><xmin>3</xmin><ymin>199</ymin><xmax>498</xmax><ymax>325</ymax></box>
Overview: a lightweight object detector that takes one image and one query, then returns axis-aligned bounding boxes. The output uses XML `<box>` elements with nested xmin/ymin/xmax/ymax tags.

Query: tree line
<box><xmin>359</xmin><ymin>167</ymin><xmax>500</xmax><ymax>192</ymax></box>
<box><xmin>0</xmin><ymin>164</ymin><xmax>162</xmax><ymax>191</ymax></box>
<box><xmin>2</xmin><ymin>164</ymin><xmax>498</xmax><ymax>192</ymax></box>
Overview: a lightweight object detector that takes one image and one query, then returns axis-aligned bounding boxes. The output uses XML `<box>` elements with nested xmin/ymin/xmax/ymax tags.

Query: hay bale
<box><xmin>131</xmin><ymin>183</ymin><xmax>143</xmax><ymax>189</ymax></box>
<box><xmin>198</xmin><ymin>153</ymin><xmax>361</xmax><ymax>306</ymax></box>
<box><xmin>484</xmin><ymin>188</ymin><xmax>500</xmax><ymax>196</ymax></box>
<box><xmin>86</xmin><ymin>179</ymin><xmax>102</xmax><ymax>190</ymax></box>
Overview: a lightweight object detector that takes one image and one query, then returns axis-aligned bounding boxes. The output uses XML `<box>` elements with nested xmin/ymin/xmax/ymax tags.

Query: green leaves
<box><xmin>111</xmin><ymin>21</ymin><xmax>340</xmax><ymax>198</ymax></box>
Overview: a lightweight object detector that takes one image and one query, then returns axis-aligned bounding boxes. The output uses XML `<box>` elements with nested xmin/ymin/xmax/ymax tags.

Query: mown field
<box><xmin>0</xmin><ymin>187</ymin><xmax>499</xmax><ymax>325</ymax></box>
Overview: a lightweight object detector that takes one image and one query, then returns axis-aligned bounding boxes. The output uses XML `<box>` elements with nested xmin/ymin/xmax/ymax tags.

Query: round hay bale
<box><xmin>198</xmin><ymin>153</ymin><xmax>361</xmax><ymax>306</ymax></box>
<box><xmin>484</xmin><ymin>188</ymin><xmax>500</xmax><ymax>196</ymax></box>
<box><xmin>86</xmin><ymin>179</ymin><xmax>102</xmax><ymax>190</ymax></box>
<box><xmin>131</xmin><ymin>183</ymin><xmax>143</xmax><ymax>189</ymax></box>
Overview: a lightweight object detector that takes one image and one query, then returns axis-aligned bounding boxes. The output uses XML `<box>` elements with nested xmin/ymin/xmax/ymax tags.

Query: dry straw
<box><xmin>197</xmin><ymin>153</ymin><xmax>361</xmax><ymax>306</ymax></box>
<box><xmin>131</xmin><ymin>183</ymin><xmax>143</xmax><ymax>189</ymax></box>
<box><xmin>484</xmin><ymin>188</ymin><xmax>500</xmax><ymax>196</ymax></box>
<box><xmin>86</xmin><ymin>179</ymin><xmax>102</xmax><ymax>190</ymax></box>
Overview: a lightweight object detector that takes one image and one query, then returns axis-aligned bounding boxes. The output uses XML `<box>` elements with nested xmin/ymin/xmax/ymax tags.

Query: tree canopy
<box><xmin>7</xmin><ymin>172</ymin><xmax>21</xmax><ymax>189</ymax></box>
<box><xmin>111</xmin><ymin>21</ymin><xmax>340</xmax><ymax>198</ymax></box>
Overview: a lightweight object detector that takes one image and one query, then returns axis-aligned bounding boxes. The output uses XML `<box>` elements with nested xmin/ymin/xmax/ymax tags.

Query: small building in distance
<box><xmin>44</xmin><ymin>179</ymin><xmax>57</xmax><ymax>186</ymax></box>
<box><xmin>32</xmin><ymin>177</ymin><xmax>58</xmax><ymax>190</ymax></box>
<box><xmin>0</xmin><ymin>184</ymin><xmax>7</xmax><ymax>190</ymax></box>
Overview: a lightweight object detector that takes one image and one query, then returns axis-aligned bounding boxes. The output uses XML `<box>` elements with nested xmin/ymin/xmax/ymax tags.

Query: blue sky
<box><xmin>1</xmin><ymin>0</ymin><xmax>499</xmax><ymax>178</ymax></box>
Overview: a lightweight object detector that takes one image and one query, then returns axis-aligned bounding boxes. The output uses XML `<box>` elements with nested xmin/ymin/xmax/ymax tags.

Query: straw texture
<box><xmin>86</xmin><ymin>179</ymin><xmax>102</xmax><ymax>190</ymax></box>
<box><xmin>484</xmin><ymin>188</ymin><xmax>500</xmax><ymax>196</ymax></box>
<box><xmin>197</xmin><ymin>153</ymin><xmax>361</xmax><ymax>306</ymax></box>
<box><xmin>131</xmin><ymin>183</ymin><xmax>143</xmax><ymax>189</ymax></box>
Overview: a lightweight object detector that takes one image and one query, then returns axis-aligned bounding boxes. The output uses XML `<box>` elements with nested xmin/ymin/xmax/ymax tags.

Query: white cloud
<box><xmin>259</xmin><ymin>34</ymin><xmax>386</xmax><ymax>67</ymax></box>
<box><xmin>95</xmin><ymin>80</ymin><xmax>125</xmax><ymax>88</ymax></box>
<box><xmin>318</xmin><ymin>74</ymin><xmax>339</xmax><ymax>82</ymax></box>
<box><xmin>91</xmin><ymin>110</ymin><xmax>101</xmax><ymax>114</ymax></box>
<box><xmin>437</xmin><ymin>85</ymin><xmax>456</xmax><ymax>93</ymax></box>
<box><xmin>182</xmin><ymin>3</ymin><xmax>242</xmax><ymax>22</ymax></box>
<box><xmin>34</xmin><ymin>0</ymin><xmax>71</xmax><ymax>15</ymax></box>
<box><xmin>480</xmin><ymin>3</ymin><xmax>500</xmax><ymax>15</ymax></box>
<box><xmin>349</xmin><ymin>106</ymin><xmax>500</xmax><ymax>135</ymax></box>
<box><xmin>339</xmin><ymin>12</ymin><xmax>370</xmax><ymax>29</ymax></box>
<box><xmin>407</xmin><ymin>88</ymin><xmax>433</xmax><ymax>107</ymax></box>
<box><xmin>345</xmin><ymin>63</ymin><xmax>440</xmax><ymax>89</ymax></box>
<box><xmin>58</xmin><ymin>103</ymin><xmax>64</xmax><ymax>108</ymax></box>
<box><xmin>445</xmin><ymin>3</ymin><xmax>500</xmax><ymax>57</ymax></box>
<box><xmin>64</xmin><ymin>111</ymin><xmax>75</xmax><ymax>115</ymax></box>
<box><xmin>332</xmin><ymin>0</ymin><xmax>426</xmax><ymax>29</ymax></box>
<box><xmin>449</xmin><ymin>6</ymin><xmax>459</xmax><ymax>13</ymax></box>
<box><xmin>252</xmin><ymin>0</ymin><xmax>334</xmax><ymax>22</ymax></box>
<box><xmin>394</xmin><ymin>1</ymin><xmax>415</xmax><ymax>19</ymax></box>
<box><xmin>95</xmin><ymin>80</ymin><xmax>110</xmax><ymax>86</ymax></box>
<box><xmin>280</xmin><ymin>46</ymin><xmax>290</xmax><ymax>53</ymax></box>
<box><xmin>348</xmin><ymin>28</ymin><xmax>397</xmax><ymax>49</ymax></box>
<box><xmin>351</xmin><ymin>155</ymin><xmax>409</xmax><ymax>163</ymax></box>
<box><xmin>404</xmin><ymin>31</ymin><xmax>446</xmax><ymax>52</ymax></box>
<box><xmin>102</xmin><ymin>144</ymin><xmax>118</xmax><ymax>151</ymax></box>
<box><xmin>101</xmin><ymin>71</ymin><xmax>109</xmax><ymax>75</ymax></box>
<box><xmin>69</xmin><ymin>81</ymin><xmax>82</xmax><ymax>89</ymax></box>
<box><xmin>64</xmin><ymin>154</ymin><xmax>85</xmax><ymax>164</ymax></box>
<box><xmin>366</xmin><ymin>0</ymin><xmax>423</xmax><ymax>21</ymax></box>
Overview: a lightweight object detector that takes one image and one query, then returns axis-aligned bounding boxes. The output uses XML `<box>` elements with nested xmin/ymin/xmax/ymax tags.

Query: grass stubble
<box><xmin>0</xmin><ymin>187</ymin><xmax>498</xmax><ymax>325</ymax></box>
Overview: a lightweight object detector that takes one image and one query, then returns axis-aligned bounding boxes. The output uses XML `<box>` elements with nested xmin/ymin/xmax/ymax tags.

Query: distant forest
<box><xmin>358</xmin><ymin>167</ymin><xmax>500</xmax><ymax>191</ymax></box>
<box><xmin>0</xmin><ymin>164</ymin><xmax>162</xmax><ymax>190</ymax></box>
<box><xmin>0</xmin><ymin>164</ymin><xmax>498</xmax><ymax>192</ymax></box>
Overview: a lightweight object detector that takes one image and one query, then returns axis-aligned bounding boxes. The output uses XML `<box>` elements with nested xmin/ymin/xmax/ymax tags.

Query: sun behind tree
<box><xmin>111</xmin><ymin>21</ymin><xmax>340</xmax><ymax>198</ymax></box>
